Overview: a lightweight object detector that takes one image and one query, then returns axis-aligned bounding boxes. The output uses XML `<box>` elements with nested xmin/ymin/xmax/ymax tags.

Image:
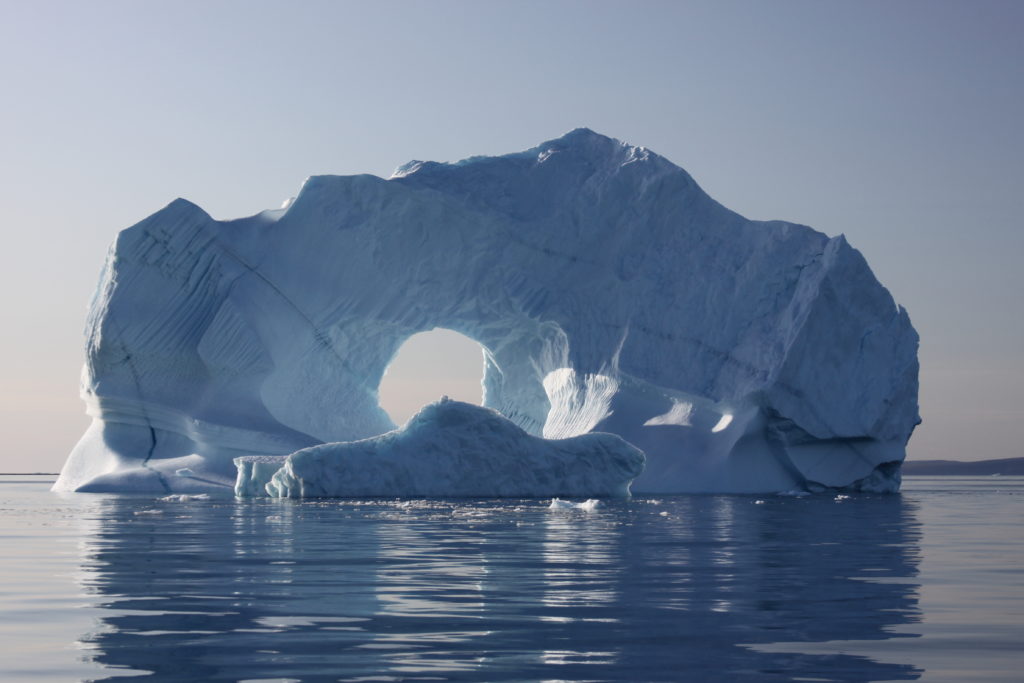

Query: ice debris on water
<box><xmin>158</xmin><ymin>493</ymin><xmax>211</xmax><ymax>502</ymax></box>
<box><xmin>549</xmin><ymin>498</ymin><xmax>601</xmax><ymax>511</ymax></box>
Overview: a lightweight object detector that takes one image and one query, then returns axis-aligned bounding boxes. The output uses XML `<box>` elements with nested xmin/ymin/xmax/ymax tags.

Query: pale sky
<box><xmin>1</xmin><ymin>0</ymin><xmax>1021</xmax><ymax>471</ymax></box>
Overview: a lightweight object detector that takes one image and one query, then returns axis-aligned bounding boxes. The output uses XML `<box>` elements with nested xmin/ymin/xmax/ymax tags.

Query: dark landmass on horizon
<box><xmin>903</xmin><ymin>457</ymin><xmax>1024</xmax><ymax>476</ymax></box>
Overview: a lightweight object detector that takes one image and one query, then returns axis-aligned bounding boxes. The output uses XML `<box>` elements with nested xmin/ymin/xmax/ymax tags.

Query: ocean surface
<box><xmin>1</xmin><ymin>476</ymin><xmax>1021</xmax><ymax>682</ymax></box>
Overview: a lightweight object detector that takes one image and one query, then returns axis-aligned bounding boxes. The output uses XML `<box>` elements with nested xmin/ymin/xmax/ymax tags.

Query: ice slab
<box><xmin>235</xmin><ymin>399</ymin><xmax>645</xmax><ymax>498</ymax></box>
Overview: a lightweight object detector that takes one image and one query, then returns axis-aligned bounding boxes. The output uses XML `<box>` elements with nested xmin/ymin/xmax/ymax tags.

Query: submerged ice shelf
<box><xmin>54</xmin><ymin>128</ymin><xmax>919</xmax><ymax>496</ymax></box>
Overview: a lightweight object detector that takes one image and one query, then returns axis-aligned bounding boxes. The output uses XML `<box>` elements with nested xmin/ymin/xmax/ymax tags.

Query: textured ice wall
<box><xmin>235</xmin><ymin>399</ymin><xmax>645</xmax><ymax>498</ymax></box>
<box><xmin>54</xmin><ymin>129</ymin><xmax>919</xmax><ymax>494</ymax></box>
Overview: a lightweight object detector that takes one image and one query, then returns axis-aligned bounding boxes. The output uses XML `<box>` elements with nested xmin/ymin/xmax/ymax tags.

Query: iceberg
<box><xmin>53</xmin><ymin>128</ymin><xmax>919</xmax><ymax>495</ymax></box>
<box><xmin>235</xmin><ymin>399</ymin><xmax>644</xmax><ymax>498</ymax></box>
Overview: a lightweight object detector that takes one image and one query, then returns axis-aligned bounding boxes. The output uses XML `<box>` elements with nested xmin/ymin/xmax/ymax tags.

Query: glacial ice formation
<box><xmin>235</xmin><ymin>399</ymin><xmax>644</xmax><ymax>498</ymax></box>
<box><xmin>54</xmin><ymin>128</ymin><xmax>919</xmax><ymax>495</ymax></box>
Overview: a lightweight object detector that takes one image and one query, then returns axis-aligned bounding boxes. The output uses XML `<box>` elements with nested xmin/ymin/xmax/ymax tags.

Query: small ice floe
<box><xmin>548</xmin><ymin>498</ymin><xmax>601</xmax><ymax>511</ymax></box>
<box><xmin>159</xmin><ymin>493</ymin><xmax>211</xmax><ymax>502</ymax></box>
<box><xmin>175</xmin><ymin>468</ymin><xmax>195</xmax><ymax>478</ymax></box>
<box><xmin>133</xmin><ymin>509</ymin><xmax>163</xmax><ymax>515</ymax></box>
<box><xmin>834</xmin><ymin>494</ymin><xmax>850</xmax><ymax>502</ymax></box>
<box><xmin>776</xmin><ymin>489</ymin><xmax>811</xmax><ymax>497</ymax></box>
<box><xmin>754</xmin><ymin>499</ymin><xmax>766</xmax><ymax>505</ymax></box>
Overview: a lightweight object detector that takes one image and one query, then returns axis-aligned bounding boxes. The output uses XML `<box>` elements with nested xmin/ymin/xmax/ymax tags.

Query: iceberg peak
<box><xmin>538</xmin><ymin>126</ymin><xmax>619</xmax><ymax>150</ymax></box>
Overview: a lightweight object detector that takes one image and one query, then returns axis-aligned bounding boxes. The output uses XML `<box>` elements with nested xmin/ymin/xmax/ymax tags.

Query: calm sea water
<box><xmin>1</xmin><ymin>477</ymin><xmax>1021</xmax><ymax>682</ymax></box>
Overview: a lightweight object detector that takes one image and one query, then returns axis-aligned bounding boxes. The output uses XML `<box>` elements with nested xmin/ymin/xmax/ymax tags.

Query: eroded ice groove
<box><xmin>235</xmin><ymin>400</ymin><xmax>645</xmax><ymax>498</ymax></box>
<box><xmin>55</xmin><ymin>128</ymin><xmax>919</xmax><ymax>495</ymax></box>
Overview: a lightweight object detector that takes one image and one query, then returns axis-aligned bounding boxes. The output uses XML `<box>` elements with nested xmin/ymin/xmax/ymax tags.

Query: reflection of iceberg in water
<box><xmin>375</xmin><ymin>504</ymin><xmax>488</xmax><ymax>619</ymax></box>
<box><xmin>542</xmin><ymin>509</ymin><xmax>622</xmax><ymax>612</ymax></box>
<box><xmin>76</xmin><ymin>497</ymin><xmax>386</xmax><ymax>680</ymax></box>
<box><xmin>609</xmin><ymin>496</ymin><xmax>924</xmax><ymax>679</ymax></box>
<box><xmin>75</xmin><ymin>495</ymin><xmax>923</xmax><ymax>681</ymax></box>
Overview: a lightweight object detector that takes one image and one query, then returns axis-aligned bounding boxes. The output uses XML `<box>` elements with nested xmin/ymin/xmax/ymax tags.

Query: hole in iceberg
<box><xmin>378</xmin><ymin>328</ymin><xmax>486</xmax><ymax>426</ymax></box>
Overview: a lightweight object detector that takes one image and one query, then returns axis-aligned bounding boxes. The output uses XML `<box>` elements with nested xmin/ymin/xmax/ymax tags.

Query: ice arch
<box><xmin>54</xmin><ymin>129</ymin><xmax>919</xmax><ymax>494</ymax></box>
<box><xmin>378</xmin><ymin>328</ymin><xmax>486</xmax><ymax>425</ymax></box>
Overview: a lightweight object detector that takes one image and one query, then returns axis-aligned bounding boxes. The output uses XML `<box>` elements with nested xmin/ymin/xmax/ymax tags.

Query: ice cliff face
<box><xmin>54</xmin><ymin>128</ymin><xmax>919</xmax><ymax>495</ymax></box>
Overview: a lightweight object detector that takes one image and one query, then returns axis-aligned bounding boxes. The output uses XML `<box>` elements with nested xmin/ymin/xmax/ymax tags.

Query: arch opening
<box><xmin>378</xmin><ymin>328</ymin><xmax>487</xmax><ymax>426</ymax></box>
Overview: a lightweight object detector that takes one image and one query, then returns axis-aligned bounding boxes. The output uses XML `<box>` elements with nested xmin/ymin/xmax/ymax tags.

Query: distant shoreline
<box><xmin>901</xmin><ymin>457</ymin><xmax>1024</xmax><ymax>476</ymax></box>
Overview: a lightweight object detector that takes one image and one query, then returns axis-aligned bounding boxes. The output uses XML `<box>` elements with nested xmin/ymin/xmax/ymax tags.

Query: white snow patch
<box><xmin>711</xmin><ymin>413</ymin><xmax>734</xmax><ymax>433</ymax></box>
<box><xmin>643</xmin><ymin>400</ymin><xmax>694</xmax><ymax>427</ymax></box>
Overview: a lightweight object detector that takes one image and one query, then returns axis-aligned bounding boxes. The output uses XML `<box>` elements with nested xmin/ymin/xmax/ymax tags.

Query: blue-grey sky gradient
<box><xmin>1</xmin><ymin>0</ymin><xmax>1021</xmax><ymax>470</ymax></box>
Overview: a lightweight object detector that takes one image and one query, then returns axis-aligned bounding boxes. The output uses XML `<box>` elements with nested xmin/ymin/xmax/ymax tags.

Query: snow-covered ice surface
<box><xmin>54</xmin><ymin>128</ymin><xmax>919</xmax><ymax>495</ymax></box>
<box><xmin>235</xmin><ymin>399</ymin><xmax>644</xmax><ymax>498</ymax></box>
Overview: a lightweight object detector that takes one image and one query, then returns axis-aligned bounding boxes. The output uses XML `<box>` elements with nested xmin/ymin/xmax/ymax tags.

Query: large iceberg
<box><xmin>235</xmin><ymin>398</ymin><xmax>645</xmax><ymax>498</ymax></box>
<box><xmin>54</xmin><ymin>128</ymin><xmax>919</xmax><ymax>495</ymax></box>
